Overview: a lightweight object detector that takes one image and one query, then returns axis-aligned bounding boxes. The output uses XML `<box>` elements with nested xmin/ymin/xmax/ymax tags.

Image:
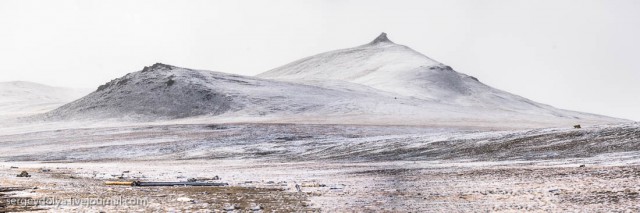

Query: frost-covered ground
<box><xmin>1</xmin><ymin>122</ymin><xmax>639</xmax><ymax>212</ymax></box>
<box><xmin>1</xmin><ymin>123</ymin><xmax>639</xmax><ymax>162</ymax></box>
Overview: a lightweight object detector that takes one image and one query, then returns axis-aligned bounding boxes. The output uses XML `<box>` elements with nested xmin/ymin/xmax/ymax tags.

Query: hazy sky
<box><xmin>1</xmin><ymin>0</ymin><xmax>639</xmax><ymax>121</ymax></box>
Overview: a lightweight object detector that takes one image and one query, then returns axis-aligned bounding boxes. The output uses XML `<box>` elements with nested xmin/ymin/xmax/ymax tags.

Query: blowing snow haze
<box><xmin>2</xmin><ymin>0</ymin><xmax>639</xmax><ymax>123</ymax></box>
<box><xmin>33</xmin><ymin>33</ymin><xmax>627</xmax><ymax>129</ymax></box>
<box><xmin>0</xmin><ymin>6</ymin><xmax>640</xmax><ymax>212</ymax></box>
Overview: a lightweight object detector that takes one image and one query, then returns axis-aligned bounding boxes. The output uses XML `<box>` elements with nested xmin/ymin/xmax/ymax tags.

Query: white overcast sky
<box><xmin>1</xmin><ymin>0</ymin><xmax>639</xmax><ymax>121</ymax></box>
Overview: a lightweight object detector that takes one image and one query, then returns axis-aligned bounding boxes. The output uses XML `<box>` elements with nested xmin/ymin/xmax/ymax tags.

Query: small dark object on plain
<box><xmin>17</xmin><ymin>171</ymin><xmax>31</xmax><ymax>177</ymax></box>
<box><xmin>187</xmin><ymin>178</ymin><xmax>198</xmax><ymax>182</ymax></box>
<box><xmin>574</xmin><ymin>124</ymin><xmax>581</xmax><ymax>129</ymax></box>
<box><xmin>41</xmin><ymin>169</ymin><xmax>51</xmax><ymax>172</ymax></box>
<box><xmin>10</xmin><ymin>166</ymin><xmax>18</xmax><ymax>169</ymax></box>
<box><xmin>579</xmin><ymin>164</ymin><xmax>585</xmax><ymax>168</ymax></box>
<box><xmin>205</xmin><ymin>125</ymin><xmax>227</xmax><ymax>130</ymax></box>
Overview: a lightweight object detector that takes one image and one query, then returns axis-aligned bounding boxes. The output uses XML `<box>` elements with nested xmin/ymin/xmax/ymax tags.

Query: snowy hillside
<box><xmin>40</xmin><ymin>63</ymin><xmax>411</xmax><ymax>122</ymax></box>
<box><xmin>0</xmin><ymin>81</ymin><xmax>90</xmax><ymax>118</ymax></box>
<box><xmin>258</xmin><ymin>33</ymin><xmax>626</xmax><ymax>125</ymax></box>
<box><xmin>28</xmin><ymin>33</ymin><xmax>628</xmax><ymax>129</ymax></box>
<box><xmin>33</xmin><ymin>61</ymin><xmax>624</xmax><ymax>129</ymax></box>
<box><xmin>259</xmin><ymin>33</ymin><xmax>467</xmax><ymax>102</ymax></box>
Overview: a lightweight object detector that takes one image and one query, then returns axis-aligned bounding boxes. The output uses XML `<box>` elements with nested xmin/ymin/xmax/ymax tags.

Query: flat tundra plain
<box><xmin>1</xmin><ymin>123</ymin><xmax>640</xmax><ymax>212</ymax></box>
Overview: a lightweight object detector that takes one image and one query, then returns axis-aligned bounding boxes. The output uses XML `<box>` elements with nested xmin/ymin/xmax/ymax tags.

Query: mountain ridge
<box><xmin>32</xmin><ymin>33</ymin><xmax>629</xmax><ymax>129</ymax></box>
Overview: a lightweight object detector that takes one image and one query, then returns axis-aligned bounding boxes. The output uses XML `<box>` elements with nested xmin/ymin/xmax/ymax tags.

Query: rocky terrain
<box><xmin>0</xmin><ymin>123</ymin><xmax>638</xmax><ymax>212</ymax></box>
<box><xmin>1</xmin><ymin>123</ymin><xmax>638</xmax><ymax>162</ymax></box>
<box><xmin>2</xmin><ymin>152</ymin><xmax>640</xmax><ymax>212</ymax></box>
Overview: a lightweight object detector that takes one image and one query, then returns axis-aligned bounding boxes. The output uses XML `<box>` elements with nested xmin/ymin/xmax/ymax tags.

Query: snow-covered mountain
<box><xmin>40</xmin><ymin>63</ymin><xmax>407</xmax><ymax>122</ymax></box>
<box><xmin>258</xmin><ymin>33</ymin><xmax>626</xmax><ymax>125</ymax></box>
<box><xmin>259</xmin><ymin>33</ymin><xmax>545</xmax><ymax>110</ymax></box>
<box><xmin>0</xmin><ymin>81</ymin><xmax>90</xmax><ymax>118</ymax></box>
<box><xmin>36</xmin><ymin>33</ymin><xmax>627</xmax><ymax>129</ymax></box>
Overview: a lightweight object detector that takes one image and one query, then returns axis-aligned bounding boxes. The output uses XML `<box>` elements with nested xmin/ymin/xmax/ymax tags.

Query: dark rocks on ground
<box><xmin>205</xmin><ymin>124</ymin><xmax>228</xmax><ymax>130</ymax></box>
<box><xmin>166</xmin><ymin>77</ymin><xmax>175</xmax><ymax>87</ymax></box>
<box><xmin>468</xmin><ymin>76</ymin><xmax>480</xmax><ymax>82</ymax></box>
<box><xmin>17</xmin><ymin>171</ymin><xmax>31</xmax><ymax>177</ymax></box>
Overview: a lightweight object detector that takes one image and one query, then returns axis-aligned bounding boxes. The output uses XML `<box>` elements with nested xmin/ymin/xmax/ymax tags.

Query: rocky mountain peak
<box><xmin>369</xmin><ymin>32</ymin><xmax>394</xmax><ymax>45</ymax></box>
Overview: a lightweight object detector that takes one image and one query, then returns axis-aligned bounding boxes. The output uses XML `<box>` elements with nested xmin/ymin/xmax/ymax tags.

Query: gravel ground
<box><xmin>1</xmin><ymin>123</ymin><xmax>639</xmax><ymax>212</ymax></box>
<box><xmin>1</xmin><ymin>158</ymin><xmax>640</xmax><ymax>212</ymax></box>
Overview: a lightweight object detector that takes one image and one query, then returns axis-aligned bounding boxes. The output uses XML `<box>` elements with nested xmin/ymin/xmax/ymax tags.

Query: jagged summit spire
<box><xmin>369</xmin><ymin>32</ymin><xmax>393</xmax><ymax>45</ymax></box>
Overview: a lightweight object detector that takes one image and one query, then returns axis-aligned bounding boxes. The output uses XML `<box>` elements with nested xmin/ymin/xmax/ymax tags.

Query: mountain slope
<box><xmin>258</xmin><ymin>33</ymin><xmax>623</xmax><ymax>122</ymax></box>
<box><xmin>0</xmin><ymin>81</ymin><xmax>90</xmax><ymax>118</ymax></box>
<box><xmin>40</xmin><ymin>63</ymin><xmax>410</xmax><ymax>122</ymax></box>
<box><xmin>258</xmin><ymin>33</ymin><xmax>460</xmax><ymax>101</ymax></box>
<box><xmin>36</xmin><ymin>33</ymin><xmax>627</xmax><ymax>128</ymax></box>
<box><xmin>36</xmin><ymin>62</ymin><xmax>625</xmax><ymax>129</ymax></box>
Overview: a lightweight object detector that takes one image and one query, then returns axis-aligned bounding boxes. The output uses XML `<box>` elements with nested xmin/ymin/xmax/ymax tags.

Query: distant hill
<box><xmin>36</xmin><ymin>33</ymin><xmax>627</xmax><ymax>129</ymax></box>
<box><xmin>0</xmin><ymin>81</ymin><xmax>90</xmax><ymax>118</ymax></box>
